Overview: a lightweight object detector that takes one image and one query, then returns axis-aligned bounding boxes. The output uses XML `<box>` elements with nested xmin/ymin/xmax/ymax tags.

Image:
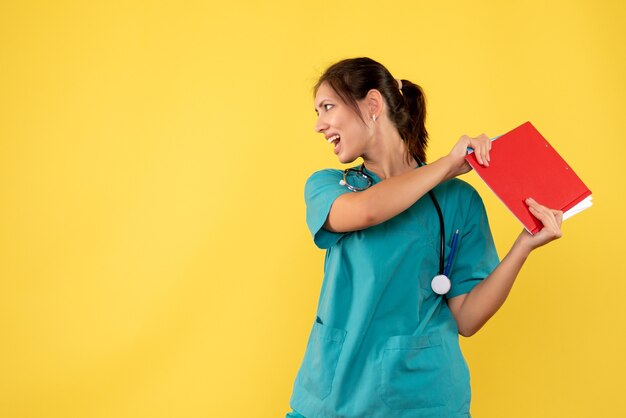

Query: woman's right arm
<box><xmin>324</xmin><ymin>134</ymin><xmax>492</xmax><ymax>233</ymax></box>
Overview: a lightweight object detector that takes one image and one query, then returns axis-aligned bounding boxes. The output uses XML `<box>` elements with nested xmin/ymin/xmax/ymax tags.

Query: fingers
<box><xmin>525</xmin><ymin>198</ymin><xmax>563</xmax><ymax>239</ymax></box>
<box><xmin>462</xmin><ymin>133</ymin><xmax>491</xmax><ymax>166</ymax></box>
<box><xmin>526</xmin><ymin>198</ymin><xmax>564</xmax><ymax>225</ymax></box>
<box><xmin>449</xmin><ymin>133</ymin><xmax>492</xmax><ymax>176</ymax></box>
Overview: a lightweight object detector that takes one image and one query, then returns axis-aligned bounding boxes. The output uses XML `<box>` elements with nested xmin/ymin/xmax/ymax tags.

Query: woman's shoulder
<box><xmin>303</xmin><ymin>168</ymin><xmax>349</xmax><ymax>201</ymax></box>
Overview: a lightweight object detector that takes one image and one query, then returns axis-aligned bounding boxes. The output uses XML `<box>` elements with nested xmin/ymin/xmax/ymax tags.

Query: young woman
<box><xmin>286</xmin><ymin>57</ymin><xmax>562</xmax><ymax>418</ymax></box>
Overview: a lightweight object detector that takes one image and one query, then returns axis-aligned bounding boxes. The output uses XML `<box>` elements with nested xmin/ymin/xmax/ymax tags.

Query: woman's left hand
<box><xmin>517</xmin><ymin>197</ymin><xmax>564</xmax><ymax>252</ymax></box>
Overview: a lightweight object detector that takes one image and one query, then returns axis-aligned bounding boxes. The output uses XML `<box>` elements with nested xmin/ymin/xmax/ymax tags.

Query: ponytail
<box><xmin>398</xmin><ymin>79</ymin><xmax>428</xmax><ymax>164</ymax></box>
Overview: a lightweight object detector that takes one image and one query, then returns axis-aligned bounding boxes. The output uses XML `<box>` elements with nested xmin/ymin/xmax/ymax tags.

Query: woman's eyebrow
<box><xmin>315</xmin><ymin>98</ymin><xmax>329</xmax><ymax>111</ymax></box>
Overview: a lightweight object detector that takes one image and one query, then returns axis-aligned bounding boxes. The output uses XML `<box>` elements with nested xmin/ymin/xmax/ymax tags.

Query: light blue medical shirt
<box><xmin>289</xmin><ymin>165</ymin><xmax>500</xmax><ymax>418</ymax></box>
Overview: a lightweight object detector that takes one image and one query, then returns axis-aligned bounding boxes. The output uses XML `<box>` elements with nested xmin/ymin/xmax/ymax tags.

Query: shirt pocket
<box><xmin>296</xmin><ymin>321</ymin><xmax>347</xmax><ymax>400</ymax></box>
<box><xmin>379</xmin><ymin>333</ymin><xmax>452</xmax><ymax>410</ymax></box>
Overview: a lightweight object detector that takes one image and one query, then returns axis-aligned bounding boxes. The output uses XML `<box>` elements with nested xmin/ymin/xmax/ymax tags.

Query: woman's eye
<box><xmin>324</xmin><ymin>104</ymin><xmax>334</xmax><ymax>111</ymax></box>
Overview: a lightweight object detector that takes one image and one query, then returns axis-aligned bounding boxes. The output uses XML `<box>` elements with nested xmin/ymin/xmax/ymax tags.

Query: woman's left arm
<box><xmin>447</xmin><ymin>197</ymin><xmax>564</xmax><ymax>337</ymax></box>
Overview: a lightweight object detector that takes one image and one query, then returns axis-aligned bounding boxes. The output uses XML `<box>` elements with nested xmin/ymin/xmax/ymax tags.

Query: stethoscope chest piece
<box><xmin>431</xmin><ymin>274</ymin><xmax>451</xmax><ymax>295</ymax></box>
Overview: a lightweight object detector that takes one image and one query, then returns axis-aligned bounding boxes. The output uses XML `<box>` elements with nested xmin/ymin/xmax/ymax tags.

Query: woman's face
<box><xmin>314</xmin><ymin>82</ymin><xmax>372</xmax><ymax>164</ymax></box>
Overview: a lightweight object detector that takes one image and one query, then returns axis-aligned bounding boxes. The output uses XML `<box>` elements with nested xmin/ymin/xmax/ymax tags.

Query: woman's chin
<box><xmin>337</xmin><ymin>155</ymin><xmax>355</xmax><ymax>164</ymax></box>
<box><xmin>335</xmin><ymin>149</ymin><xmax>357</xmax><ymax>164</ymax></box>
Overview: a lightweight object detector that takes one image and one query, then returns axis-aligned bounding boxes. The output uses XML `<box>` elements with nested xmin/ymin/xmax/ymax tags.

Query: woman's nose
<box><xmin>314</xmin><ymin>115</ymin><xmax>328</xmax><ymax>133</ymax></box>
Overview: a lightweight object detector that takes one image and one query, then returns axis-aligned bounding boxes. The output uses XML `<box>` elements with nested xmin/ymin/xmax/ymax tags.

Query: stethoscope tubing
<box><xmin>341</xmin><ymin>162</ymin><xmax>449</xmax><ymax>285</ymax></box>
<box><xmin>416</xmin><ymin>160</ymin><xmax>446</xmax><ymax>277</ymax></box>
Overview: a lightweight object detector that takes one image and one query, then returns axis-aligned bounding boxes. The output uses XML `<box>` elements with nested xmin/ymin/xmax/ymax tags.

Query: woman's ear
<box><xmin>365</xmin><ymin>89</ymin><xmax>384</xmax><ymax>117</ymax></box>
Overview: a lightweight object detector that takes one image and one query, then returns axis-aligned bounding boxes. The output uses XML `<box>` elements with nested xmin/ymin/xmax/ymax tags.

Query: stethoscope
<box><xmin>339</xmin><ymin>163</ymin><xmax>454</xmax><ymax>295</ymax></box>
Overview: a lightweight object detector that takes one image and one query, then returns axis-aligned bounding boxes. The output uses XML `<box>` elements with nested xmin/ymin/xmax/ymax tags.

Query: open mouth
<box><xmin>327</xmin><ymin>134</ymin><xmax>341</xmax><ymax>151</ymax></box>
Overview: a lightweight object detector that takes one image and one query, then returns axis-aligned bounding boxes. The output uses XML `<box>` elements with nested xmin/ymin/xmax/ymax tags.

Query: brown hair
<box><xmin>314</xmin><ymin>57</ymin><xmax>428</xmax><ymax>163</ymax></box>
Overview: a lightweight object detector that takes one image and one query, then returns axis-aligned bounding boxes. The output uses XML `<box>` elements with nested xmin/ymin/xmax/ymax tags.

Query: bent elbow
<box><xmin>457</xmin><ymin>323</ymin><xmax>480</xmax><ymax>338</ymax></box>
<box><xmin>458</xmin><ymin>328</ymin><xmax>475</xmax><ymax>338</ymax></box>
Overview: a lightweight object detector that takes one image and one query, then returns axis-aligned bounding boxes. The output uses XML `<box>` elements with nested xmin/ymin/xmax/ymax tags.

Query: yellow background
<box><xmin>1</xmin><ymin>1</ymin><xmax>624</xmax><ymax>417</ymax></box>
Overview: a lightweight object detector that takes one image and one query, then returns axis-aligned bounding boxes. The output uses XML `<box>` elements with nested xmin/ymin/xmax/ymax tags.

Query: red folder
<box><xmin>465</xmin><ymin>121</ymin><xmax>592</xmax><ymax>234</ymax></box>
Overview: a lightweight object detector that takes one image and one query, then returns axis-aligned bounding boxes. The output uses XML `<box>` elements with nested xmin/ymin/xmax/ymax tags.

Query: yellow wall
<box><xmin>1</xmin><ymin>1</ymin><xmax>624</xmax><ymax>417</ymax></box>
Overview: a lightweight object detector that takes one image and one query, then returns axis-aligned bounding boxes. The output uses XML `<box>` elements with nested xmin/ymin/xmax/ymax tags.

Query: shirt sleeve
<box><xmin>447</xmin><ymin>190</ymin><xmax>500</xmax><ymax>298</ymax></box>
<box><xmin>304</xmin><ymin>169</ymin><xmax>352</xmax><ymax>249</ymax></box>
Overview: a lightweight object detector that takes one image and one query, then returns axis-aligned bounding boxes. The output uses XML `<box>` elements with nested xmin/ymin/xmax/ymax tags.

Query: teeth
<box><xmin>327</xmin><ymin>134</ymin><xmax>340</xmax><ymax>144</ymax></box>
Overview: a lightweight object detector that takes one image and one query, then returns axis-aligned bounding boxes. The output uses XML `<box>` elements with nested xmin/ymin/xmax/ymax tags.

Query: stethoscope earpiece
<box><xmin>340</xmin><ymin>166</ymin><xmax>372</xmax><ymax>192</ymax></box>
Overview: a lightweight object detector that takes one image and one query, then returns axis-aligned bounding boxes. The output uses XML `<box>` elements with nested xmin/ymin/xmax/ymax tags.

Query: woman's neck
<box><xmin>361</xmin><ymin>126</ymin><xmax>417</xmax><ymax>180</ymax></box>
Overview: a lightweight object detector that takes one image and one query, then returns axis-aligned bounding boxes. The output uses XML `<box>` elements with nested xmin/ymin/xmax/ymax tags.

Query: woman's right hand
<box><xmin>445</xmin><ymin>134</ymin><xmax>492</xmax><ymax>178</ymax></box>
<box><xmin>516</xmin><ymin>198</ymin><xmax>564</xmax><ymax>252</ymax></box>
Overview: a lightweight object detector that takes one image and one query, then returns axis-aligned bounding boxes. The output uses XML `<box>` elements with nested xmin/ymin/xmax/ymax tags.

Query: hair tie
<box><xmin>396</xmin><ymin>79</ymin><xmax>403</xmax><ymax>95</ymax></box>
